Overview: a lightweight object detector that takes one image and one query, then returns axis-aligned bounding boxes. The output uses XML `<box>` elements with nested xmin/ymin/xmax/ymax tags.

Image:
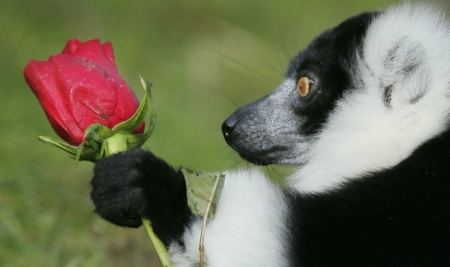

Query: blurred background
<box><xmin>1</xmin><ymin>0</ymin><xmax>447</xmax><ymax>266</ymax></box>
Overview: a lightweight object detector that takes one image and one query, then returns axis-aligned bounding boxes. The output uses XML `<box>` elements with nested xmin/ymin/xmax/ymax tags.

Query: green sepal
<box><xmin>181</xmin><ymin>169</ymin><xmax>225</xmax><ymax>219</ymax></box>
<box><xmin>38</xmin><ymin>135</ymin><xmax>103</xmax><ymax>162</ymax></box>
<box><xmin>126</xmin><ymin>124</ymin><xmax>155</xmax><ymax>150</ymax></box>
<box><xmin>75</xmin><ymin>123</ymin><xmax>114</xmax><ymax>161</ymax></box>
<box><xmin>112</xmin><ymin>76</ymin><xmax>154</xmax><ymax>134</ymax></box>
<box><xmin>38</xmin><ymin>136</ymin><xmax>78</xmax><ymax>155</ymax></box>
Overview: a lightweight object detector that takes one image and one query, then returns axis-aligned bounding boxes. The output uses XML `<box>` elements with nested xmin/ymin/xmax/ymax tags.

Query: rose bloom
<box><xmin>24</xmin><ymin>39</ymin><xmax>144</xmax><ymax>146</ymax></box>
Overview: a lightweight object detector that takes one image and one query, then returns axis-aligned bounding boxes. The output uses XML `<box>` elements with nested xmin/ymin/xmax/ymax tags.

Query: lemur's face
<box><xmin>222</xmin><ymin>13</ymin><xmax>376</xmax><ymax>165</ymax></box>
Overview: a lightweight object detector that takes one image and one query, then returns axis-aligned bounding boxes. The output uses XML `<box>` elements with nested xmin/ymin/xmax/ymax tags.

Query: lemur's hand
<box><xmin>90</xmin><ymin>149</ymin><xmax>193</xmax><ymax>244</ymax></box>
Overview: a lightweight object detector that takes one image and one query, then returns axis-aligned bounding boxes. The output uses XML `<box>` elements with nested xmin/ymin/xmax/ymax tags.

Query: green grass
<box><xmin>0</xmin><ymin>0</ymin><xmax>422</xmax><ymax>266</ymax></box>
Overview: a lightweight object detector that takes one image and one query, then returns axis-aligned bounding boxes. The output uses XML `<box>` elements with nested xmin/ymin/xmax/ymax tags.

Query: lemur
<box><xmin>91</xmin><ymin>4</ymin><xmax>450</xmax><ymax>266</ymax></box>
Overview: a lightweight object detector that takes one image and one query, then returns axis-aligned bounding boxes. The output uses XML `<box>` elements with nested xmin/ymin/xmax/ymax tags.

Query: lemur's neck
<box><xmin>289</xmin><ymin>127</ymin><xmax>450</xmax><ymax>194</ymax></box>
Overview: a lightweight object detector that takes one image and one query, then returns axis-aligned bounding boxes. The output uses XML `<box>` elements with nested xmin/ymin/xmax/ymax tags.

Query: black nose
<box><xmin>222</xmin><ymin>114</ymin><xmax>239</xmax><ymax>143</ymax></box>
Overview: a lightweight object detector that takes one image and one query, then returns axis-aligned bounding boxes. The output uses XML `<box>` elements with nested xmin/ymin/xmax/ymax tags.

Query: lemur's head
<box><xmin>222</xmin><ymin>4</ymin><xmax>450</xmax><ymax>192</ymax></box>
<box><xmin>223</xmin><ymin>12</ymin><xmax>375</xmax><ymax>166</ymax></box>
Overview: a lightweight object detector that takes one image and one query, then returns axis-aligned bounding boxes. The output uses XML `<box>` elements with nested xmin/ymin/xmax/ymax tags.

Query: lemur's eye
<box><xmin>297</xmin><ymin>77</ymin><xmax>314</xmax><ymax>97</ymax></box>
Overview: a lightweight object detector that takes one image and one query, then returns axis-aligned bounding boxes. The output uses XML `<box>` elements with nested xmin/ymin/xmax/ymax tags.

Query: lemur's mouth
<box><xmin>230</xmin><ymin>145</ymin><xmax>289</xmax><ymax>166</ymax></box>
<box><xmin>237</xmin><ymin>151</ymin><xmax>273</xmax><ymax>166</ymax></box>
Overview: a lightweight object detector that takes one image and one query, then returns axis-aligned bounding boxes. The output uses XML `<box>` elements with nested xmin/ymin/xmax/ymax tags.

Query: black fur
<box><xmin>91</xmin><ymin>149</ymin><xmax>194</xmax><ymax>247</ymax></box>
<box><xmin>287</xmin><ymin>12</ymin><xmax>377</xmax><ymax>136</ymax></box>
<box><xmin>287</xmin><ymin>129</ymin><xmax>450</xmax><ymax>266</ymax></box>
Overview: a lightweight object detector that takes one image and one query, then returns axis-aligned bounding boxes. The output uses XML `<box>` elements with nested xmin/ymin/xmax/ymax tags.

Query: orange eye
<box><xmin>297</xmin><ymin>77</ymin><xmax>310</xmax><ymax>97</ymax></box>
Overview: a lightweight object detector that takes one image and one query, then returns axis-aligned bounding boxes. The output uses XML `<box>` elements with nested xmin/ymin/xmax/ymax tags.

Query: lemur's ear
<box><xmin>362</xmin><ymin>36</ymin><xmax>429</xmax><ymax>109</ymax></box>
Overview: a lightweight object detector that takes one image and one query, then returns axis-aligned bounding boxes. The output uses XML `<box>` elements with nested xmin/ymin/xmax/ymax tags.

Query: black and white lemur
<box><xmin>91</xmin><ymin>4</ymin><xmax>450</xmax><ymax>266</ymax></box>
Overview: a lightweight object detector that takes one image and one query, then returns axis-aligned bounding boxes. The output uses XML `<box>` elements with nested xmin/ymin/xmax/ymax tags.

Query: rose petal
<box><xmin>102</xmin><ymin>41</ymin><xmax>116</xmax><ymax>66</ymax></box>
<box><xmin>70</xmin><ymin>39</ymin><xmax>116</xmax><ymax>73</ymax></box>
<box><xmin>52</xmin><ymin>56</ymin><xmax>117</xmax><ymax>130</ymax></box>
<box><xmin>61</xmin><ymin>39</ymin><xmax>83</xmax><ymax>56</ymax></box>
<box><xmin>24</xmin><ymin>58</ymin><xmax>85</xmax><ymax>145</ymax></box>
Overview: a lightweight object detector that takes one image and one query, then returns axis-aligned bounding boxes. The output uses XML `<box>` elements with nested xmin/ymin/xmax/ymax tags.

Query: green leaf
<box><xmin>112</xmin><ymin>77</ymin><xmax>153</xmax><ymax>134</ymax></box>
<box><xmin>181</xmin><ymin>169</ymin><xmax>225</xmax><ymax>219</ymax></box>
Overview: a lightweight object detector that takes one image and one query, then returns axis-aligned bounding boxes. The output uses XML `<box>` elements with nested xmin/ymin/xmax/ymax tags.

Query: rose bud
<box><xmin>24</xmin><ymin>39</ymin><xmax>144</xmax><ymax>146</ymax></box>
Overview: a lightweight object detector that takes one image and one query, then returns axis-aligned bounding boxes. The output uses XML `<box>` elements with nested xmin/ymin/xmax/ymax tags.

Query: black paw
<box><xmin>91</xmin><ymin>149</ymin><xmax>180</xmax><ymax>226</ymax></box>
<box><xmin>91</xmin><ymin>149</ymin><xmax>150</xmax><ymax>227</ymax></box>
<box><xmin>90</xmin><ymin>149</ymin><xmax>194</xmax><ymax>245</ymax></box>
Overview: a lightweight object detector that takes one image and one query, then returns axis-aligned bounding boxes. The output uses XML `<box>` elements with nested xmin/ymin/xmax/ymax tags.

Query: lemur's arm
<box><xmin>90</xmin><ymin>149</ymin><xmax>290</xmax><ymax>266</ymax></box>
<box><xmin>90</xmin><ymin>149</ymin><xmax>195</xmax><ymax>246</ymax></box>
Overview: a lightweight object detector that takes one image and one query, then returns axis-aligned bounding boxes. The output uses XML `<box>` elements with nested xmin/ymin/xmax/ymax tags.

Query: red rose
<box><xmin>24</xmin><ymin>39</ymin><xmax>144</xmax><ymax>146</ymax></box>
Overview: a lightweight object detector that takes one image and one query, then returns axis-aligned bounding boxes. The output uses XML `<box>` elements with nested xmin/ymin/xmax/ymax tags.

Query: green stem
<box><xmin>198</xmin><ymin>174</ymin><xmax>221</xmax><ymax>267</ymax></box>
<box><xmin>142</xmin><ymin>219</ymin><xmax>173</xmax><ymax>267</ymax></box>
<box><xmin>104</xmin><ymin>133</ymin><xmax>172</xmax><ymax>267</ymax></box>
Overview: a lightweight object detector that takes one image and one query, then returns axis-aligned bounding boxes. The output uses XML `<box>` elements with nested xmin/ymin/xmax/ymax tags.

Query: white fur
<box><xmin>169</xmin><ymin>169</ymin><xmax>289</xmax><ymax>267</ymax></box>
<box><xmin>290</xmin><ymin>4</ymin><xmax>450</xmax><ymax>193</ymax></box>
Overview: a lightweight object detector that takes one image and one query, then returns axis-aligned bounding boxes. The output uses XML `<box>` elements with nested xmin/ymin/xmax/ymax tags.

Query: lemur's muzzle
<box><xmin>221</xmin><ymin>92</ymin><xmax>292</xmax><ymax>165</ymax></box>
